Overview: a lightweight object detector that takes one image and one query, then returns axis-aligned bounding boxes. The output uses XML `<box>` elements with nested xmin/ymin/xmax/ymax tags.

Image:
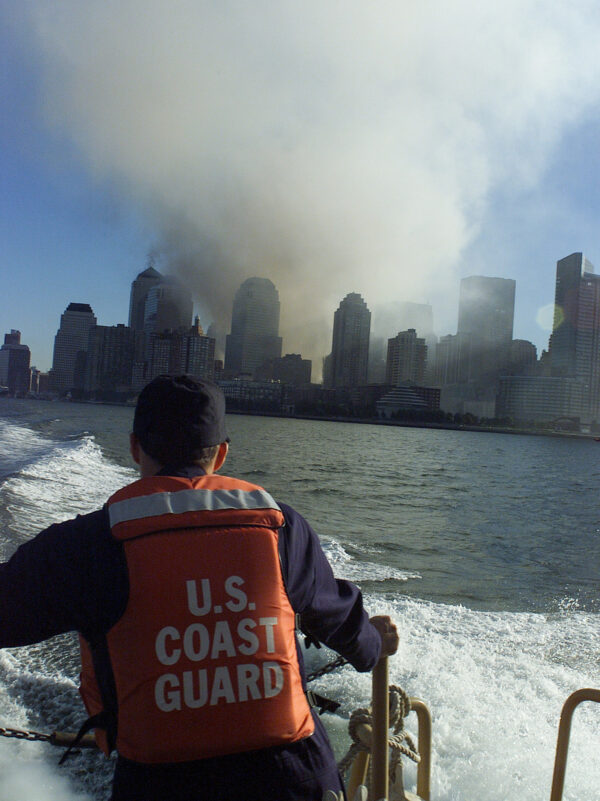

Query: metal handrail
<box><xmin>345</xmin><ymin>671</ymin><xmax>432</xmax><ymax>801</ymax></box>
<box><xmin>410</xmin><ymin>698</ymin><xmax>431</xmax><ymax>801</ymax></box>
<box><xmin>371</xmin><ymin>658</ymin><xmax>390</xmax><ymax>801</ymax></box>
<box><xmin>549</xmin><ymin>688</ymin><xmax>600</xmax><ymax>801</ymax></box>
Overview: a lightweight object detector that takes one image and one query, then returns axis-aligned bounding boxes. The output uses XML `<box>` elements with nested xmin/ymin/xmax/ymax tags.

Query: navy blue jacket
<box><xmin>0</xmin><ymin>466</ymin><xmax>381</xmax><ymax>800</ymax></box>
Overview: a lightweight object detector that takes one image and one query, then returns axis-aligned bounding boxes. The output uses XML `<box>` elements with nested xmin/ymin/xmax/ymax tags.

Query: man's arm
<box><xmin>278</xmin><ymin>502</ymin><xmax>395</xmax><ymax>672</ymax></box>
<box><xmin>0</xmin><ymin>509</ymin><xmax>127</xmax><ymax>647</ymax></box>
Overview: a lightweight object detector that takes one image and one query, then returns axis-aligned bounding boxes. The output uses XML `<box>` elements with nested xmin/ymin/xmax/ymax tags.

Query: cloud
<box><xmin>18</xmin><ymin>0</ymin><xmax>600</xmax><ymax>362</ymax></box>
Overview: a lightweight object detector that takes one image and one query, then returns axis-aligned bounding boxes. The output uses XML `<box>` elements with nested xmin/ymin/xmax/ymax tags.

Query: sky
<box><xmin>3</xmin><ymin>1</ymin><xmax>600</xmax><ymax>372</ymax></box>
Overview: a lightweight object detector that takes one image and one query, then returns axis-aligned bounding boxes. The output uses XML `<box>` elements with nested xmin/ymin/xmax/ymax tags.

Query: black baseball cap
<box><xmin>133</xmin><ymin>375</ymin><xmax>229</xmax><ymax>455</ymax></box>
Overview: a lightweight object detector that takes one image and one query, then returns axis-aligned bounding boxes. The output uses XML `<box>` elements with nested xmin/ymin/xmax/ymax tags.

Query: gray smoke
<box><xmin>19</xmin><ymin>0</ymin><xmax>600</xmax><ymax>365</ymax></box>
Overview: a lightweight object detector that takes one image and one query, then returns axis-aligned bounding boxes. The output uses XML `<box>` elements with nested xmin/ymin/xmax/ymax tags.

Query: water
<box><xmin>0</xmin><ymin>398</ymin><xmax>598</xmax><ymax>800</ymax></box>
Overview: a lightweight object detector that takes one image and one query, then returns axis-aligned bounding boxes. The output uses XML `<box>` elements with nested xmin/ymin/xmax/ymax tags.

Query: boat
<box><xmin>2</xmin><ymin>658</ymin><xmax>595</xmax><ymax>801</ymax></box>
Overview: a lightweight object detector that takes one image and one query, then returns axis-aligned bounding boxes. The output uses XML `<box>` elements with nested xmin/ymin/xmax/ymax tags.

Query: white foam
<box><xmin>0</xmin><ymin>421</ymin><xmax>135</xmax><ymax>547</ymax></box>
<box><xmin>314</xmin><ymin>595</ymin><xmax>600</xmax><ymax>801</ymax></box>
<box><xmin>0</xmin><ymin>420</ymin><xmax>59</xmax><ymax>478</ymax></box>
<box><xmin>0</xmin><ymin>649</ymin><xmax>111</xmax><ymax>800</ymax></box>
<box><xmin>323</xmin><ymin>538</ymin><xmax>421</xmax><ymax>583</ymax></box>
<box><xmin>0</xmin><ymin>762</ymin><xmax>92</xmax><ymax>801</ymax></box>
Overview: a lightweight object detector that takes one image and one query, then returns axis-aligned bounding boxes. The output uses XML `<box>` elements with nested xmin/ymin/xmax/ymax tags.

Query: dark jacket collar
<box><xmin>156</xmin><ymin>465</ymin><xmax>207</xmax><ymax>479</ymax></box>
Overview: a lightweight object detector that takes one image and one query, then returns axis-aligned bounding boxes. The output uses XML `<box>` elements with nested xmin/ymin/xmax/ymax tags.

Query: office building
<box><xmin>497</xmin><ymin>375</ymin><xmax>584</xmax><ymax>423</ymax></box>
<box><xmin>376</xmin><ymin>385</ymin><xmax>440</xmax><ymax>418</ymax></box>
<box><xmin>326</xmin><ymin>293</ymin><xmax>371</xmax><ymax>388</ymax></box>
<box><xmin>0</xmin><ymin>330</ymin><xmax>31</xmax><ymax>394</ymax></box>
<box><xmin>84</xmin><ymin>324</ymin><xmax>143</xmax><ymax>396</ymax></box>
<box><xmin>369</xmin><ymin>301</ymin><xmax>435</xmax><ymax>384</ymax></box>
<box><xmin>128</xmin><ymin>265</ymin><xmax>164</xmax><ymax>331</ymax></box>
<box><xmin>256</xmin><ymin>353</ymin><xmax>312</xmax><ymax>385</ymax></box>
<box><xmin>507</xmin><ymin>340</ymin><xmax>537</xmax><ymax>375</ymax></box>
<box><xmin>386</xmin><ymin>329</ymin><xmax>427</xmax><ymax>386</ymax></box>
<box><xmin>548</xmin><ymin>252</ymin><xmax>600</xmax><ymax>420</ymax></box>
<box><xmin>428</xmin><ymin>333</ymin><xmax>473</xmax><ymax>386</ymax></box>
<box><xmin>180</xmin><ymin>318</ymin><xmax>216</xmax><ymax>380</ymax></box>
<box><xmin>140</xmin><ymin>319</ymin><xmax>216</xmax><ymax>384</ymax></box>
<box><xmin>457</xmin><ymin>276</ymin><xmax>515</xmax><ymax>377</ymax></box>
<box><xmin>225</xmin><ymin>278</ymin><xmax>283</xmax><ymax>378</ymax></box>
<box><xmin>50</xmin><ymin>303</ymin><xmax>97</xmax><ymax>394</ymax></box>
<box><xmin>143</xmin><ymin>277</ymin><xmax>194</xmax><ymax>337</ymax></box>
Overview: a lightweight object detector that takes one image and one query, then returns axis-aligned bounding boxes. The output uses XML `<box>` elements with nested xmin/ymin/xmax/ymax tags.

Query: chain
<box><xmin>0</xmin><ymin>725</ymin><xmax>52</xmax><ymax>744</ymax></box>
<box><xmin>0</xmin><ymin>658</ymin><xmax>351</xmax><ymax>747</ymax></box>
<box><xmin>306</xmin><ymin>655</ymin><xmax>348</xmax><ymax>682</ymax></box>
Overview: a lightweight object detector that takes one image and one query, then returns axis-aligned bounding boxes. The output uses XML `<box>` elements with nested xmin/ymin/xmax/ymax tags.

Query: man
<box><xmin>0</xmin><ymin>375</ymin><xmax>398</xmax><ymax>801</ymax></box>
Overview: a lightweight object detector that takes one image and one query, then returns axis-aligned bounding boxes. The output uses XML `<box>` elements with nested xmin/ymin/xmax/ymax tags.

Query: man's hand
<box><xmin>369</xmin><ymin>615</ymin><xmax>399</xmax><ymax>658</ymax></box>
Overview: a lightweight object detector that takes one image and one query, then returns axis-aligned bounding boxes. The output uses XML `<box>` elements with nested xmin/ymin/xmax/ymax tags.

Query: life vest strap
<box><xmin>58</xmin><ymin>712</ymin><xmax>109</xmax><ymax>765</ymax></box>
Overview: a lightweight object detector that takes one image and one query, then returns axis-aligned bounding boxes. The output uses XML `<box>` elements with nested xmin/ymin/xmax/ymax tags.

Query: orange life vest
<box><xmin>79</xmin><ymin>473</ymin><xmax>314</xmax><ymax>763</ymax></box>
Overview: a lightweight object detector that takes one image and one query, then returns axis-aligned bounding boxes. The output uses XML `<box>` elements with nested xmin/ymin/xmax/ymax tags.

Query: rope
<box><xmin>337</xmin><ymin>685</ymin><xmax>420</xmax><ymax>783</ymax></box>
<box><xmin>338</xmin><ymin>707</ymin><xmax>372</xmax><ymax>775</ymax></box>
<box><xmin>387</xmin><ymin>685</ymin><xmax>420</xmax><ymax>784</ymax></box>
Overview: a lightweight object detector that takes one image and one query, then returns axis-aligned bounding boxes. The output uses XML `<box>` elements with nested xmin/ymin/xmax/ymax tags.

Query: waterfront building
<box><xmin>30</xmin><ymin>367</ymin><xmax>50</xmax><ymax>395</ymax></box>
<box><xmin>255</xmin><ymin>353</ymin><xmax>312</xmax><ymax>385</ymax></box>
<box><xmin>386</xmin><ymin>329</ymin><xmax>427</xmax><ymax>386</ymax></box>
<box><xmin>218</xmin><ymin>379</ymin><xmax>289</xmax><ymax>412</ymax></box>
<box><xmin>84</xmin><ymin>324</ymin><xmax>143</xmax><ymax>396</ymax></box>
<box><xmin>376</xmin><ymin>384</ymin><xmax>440</xmax><ymax>418</ymax></box>
<box><xmin>549</xmin><ymin>252</ymin><xmax>600</xmax><ymax>420</ymax></box>
<box><xmin>225</xmin><ymin>278</ymin><xmax>282</xmax><ymax>378</ymax></box>
<box><xmin>326</xmin><ymin>292</ymin><xmax>371</xmax><ymax>388</ymax></box>
<box><xmin>50</xmin><ymin>303</ymin><xmax>97</xmax><ymax>394</ymax></box>
<box><xmin>0</xmin><ymin>330</ymin><xmax>30</xmax><ymax>394</ymax></box>
<box><xmin>457</xmin><ymin>276</ymin><xmax>515</xmax><ymax>378</ymax></box>
<box><xmin>496</xmin><ymin>375</ymin><xmax>584</xmax><ymax>423</ymax></box>
<box><xmin>128</xmin><ymin>265</ymin><xmax>164</xmax><ymax>331</ymax></box>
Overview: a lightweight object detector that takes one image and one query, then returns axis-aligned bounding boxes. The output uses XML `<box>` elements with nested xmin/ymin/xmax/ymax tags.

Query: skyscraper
<box><xmin>143</xmin><ymin>277</ymin><xmax>194</xmax><ymax>336</ymax></box>
<box><xmin>225</xmin><ymin>278</ymin><xmax>282</xmax><ymax>378</ymax></box>
<box><xmin>84</xmin><ymin>324</ymin><xmax>144</xmax><ymax>396</ymax></box>
<box><xmin>180</xmin><ymin>317</ymin><xmax>216</xmax><ymax>380</ymax></box>
<box><xmin>327</xmin><ymin>293</ymin><xmax>371</xmax><ymax>388</ymax></box>
<box><xmin>386</xmin><ymin>329</ymin><xmax>427</xmax><ymax>386</ymax></box>
<box><xmin>549</xmin><ymin>252</ymin><xmax>600</xmax><ymax>419</ymax></box>
<box><xmin>50</xmin><ymin>303</ymin><xmax>97</xmax><ymax>394</ymax></box>
<box><xmin>369</xmin><ymin>301</ymin><xmax>435</xmax><ymax>384</ymax></box>
<box><xmin>0</xmin><ymin>330</ymin><xmax>30</xmax><ymax>394</ymax></box>
<box><xmin>128</xmin><ymin>266</ymin><xmax>164</xmax><ymax>331</ymax></box>
<box><xmin>428</xmin><ymin>332</ymin><xmax>473</xmax><ymax>386</ymax></box>
<box><xmin>457</xmin><ymin>276</ymin><xmax>515</xmax><ymax>378</ymax></box>
<box><xmin>139</xmin><ymin>319</ymin><xmax>216</xmax><ymax>385</ymax></box>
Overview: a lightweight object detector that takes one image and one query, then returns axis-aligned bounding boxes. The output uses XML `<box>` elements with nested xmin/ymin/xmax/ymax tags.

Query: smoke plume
<box><xmin>19</xmin><ymin>0</ymin><xmax>600</xmax><ymax>366</ymax></box>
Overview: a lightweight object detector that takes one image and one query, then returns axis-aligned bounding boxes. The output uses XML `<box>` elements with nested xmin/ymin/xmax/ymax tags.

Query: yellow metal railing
<box><xmin>549</xmin><ymin>688</ymin><xmax>600</xmax><ymax>801</ymax></box>
<box><xmin>346</xmin><ymin>658</ymin><xmax>432</xmax><ymax>801</ymax></box>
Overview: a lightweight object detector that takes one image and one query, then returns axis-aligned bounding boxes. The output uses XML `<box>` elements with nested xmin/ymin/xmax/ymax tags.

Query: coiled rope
<box><xmin>338</xmin><ymin>684</ymin><xmax>420</xmax><ymax>784</ymax></box>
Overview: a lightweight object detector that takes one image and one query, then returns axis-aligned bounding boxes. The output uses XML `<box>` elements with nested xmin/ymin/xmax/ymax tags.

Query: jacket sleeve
<box><xmin>278</xmin><ymin>502</ymin><xmax>381</xmax><ymax>672</ymax></box>
<box><xmin>0</xmin><ymin>508</ymin><xmax>127</xmax><ymax>647</ymax></box>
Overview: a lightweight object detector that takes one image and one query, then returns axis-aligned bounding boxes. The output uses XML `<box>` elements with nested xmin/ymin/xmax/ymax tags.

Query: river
<box><xmin>0</xmin><ymin>398</ymin><xmax>598</xmax><ymax>800</ymax></box>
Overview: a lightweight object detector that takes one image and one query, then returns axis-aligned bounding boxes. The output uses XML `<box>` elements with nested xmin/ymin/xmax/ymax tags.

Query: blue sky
<box><xmin>3</xmin><ymin>2</ymin><xmax>600</xmax><ymax>371</ymax></box>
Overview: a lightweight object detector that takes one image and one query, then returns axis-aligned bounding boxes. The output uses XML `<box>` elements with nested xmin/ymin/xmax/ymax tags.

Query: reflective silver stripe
<box><xmin>108</xmin><ymin>488</ymin><xmax>281</xmax><ymax>528</ymax></box>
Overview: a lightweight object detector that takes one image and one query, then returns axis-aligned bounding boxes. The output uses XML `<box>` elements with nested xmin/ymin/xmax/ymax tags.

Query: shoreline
<box><xmin>4</xmin><ymin>395</ymin><xmax>596</xmax><ymax>441</ymax></box>
<box><xmin>224</xmin><ymin>408</ymin><xmax>596</xmax><ymax>440</ymax></box>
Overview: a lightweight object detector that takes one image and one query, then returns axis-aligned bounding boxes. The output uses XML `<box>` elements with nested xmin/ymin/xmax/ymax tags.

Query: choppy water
<box><xmin>0</xmin><ymin>398</ymin><xmax>598</xmax><ymax>800</ymax></box>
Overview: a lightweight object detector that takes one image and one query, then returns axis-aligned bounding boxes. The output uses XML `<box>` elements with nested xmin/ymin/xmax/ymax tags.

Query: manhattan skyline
<box><xmin>4</xmin><ymin>3</ymin><xmax>600</xmax><ymax>371</ymax></box>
